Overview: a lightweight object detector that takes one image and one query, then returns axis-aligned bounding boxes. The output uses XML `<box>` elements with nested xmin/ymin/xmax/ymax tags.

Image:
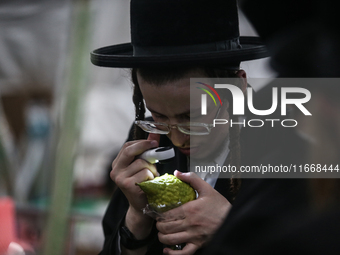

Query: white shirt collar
<box><xmin>189</xmin><ymin>139</ymin><xmax>230</xmax><ymax>188</ymax></box>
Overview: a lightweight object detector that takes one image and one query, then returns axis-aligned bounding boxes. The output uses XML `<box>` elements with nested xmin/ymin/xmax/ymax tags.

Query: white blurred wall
<box><xmin>74</xmin><ymin>0</ymin><xmax>134</xmax><ymax>187</ymax></box>
<box><xmin>0</xmin><ymin>0</ymin><xmax>71</xmax><ymax>95</ymax></box>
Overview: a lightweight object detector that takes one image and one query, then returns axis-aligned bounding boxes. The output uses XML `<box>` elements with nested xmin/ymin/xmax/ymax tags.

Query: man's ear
<box><xmin>236</xmin><ymin>70</ymin><xmax>247</xmax><ymax>93</ymax></box>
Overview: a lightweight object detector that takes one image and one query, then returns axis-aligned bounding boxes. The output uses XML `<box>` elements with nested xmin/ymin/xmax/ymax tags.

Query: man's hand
<box><xmin>156</xmin><ymin>170</ymin><xmax>232</xmax><ymax>255</ymax></box>
<box><xmin>111</xmin><ymin>139</ymin><xmax>159</xmax><ymax>213</ymax></box>
<box><xmin>111</xmin><ymin>134</ymin><xmax>161</xmax><ymax>244</ymax></box>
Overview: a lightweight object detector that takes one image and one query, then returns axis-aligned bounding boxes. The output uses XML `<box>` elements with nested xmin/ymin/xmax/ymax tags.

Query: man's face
<box><xmin>137</xmin><ymin>70</ymin><xmax>230</xmax><ymax>160</ymax></box>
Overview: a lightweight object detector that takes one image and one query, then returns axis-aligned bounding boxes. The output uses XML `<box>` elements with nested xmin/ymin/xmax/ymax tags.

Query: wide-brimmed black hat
<box><xmin>91</xmin><ymin>0</ymin><xmax>269</xmax><ymax>68</ymax></box>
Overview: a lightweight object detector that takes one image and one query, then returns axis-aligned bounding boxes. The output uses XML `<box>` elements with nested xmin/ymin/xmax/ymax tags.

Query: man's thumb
<box><xmin>174</xmin><ymin>170</ymin><xmax>208</xmax><ymax>195</ymax></box>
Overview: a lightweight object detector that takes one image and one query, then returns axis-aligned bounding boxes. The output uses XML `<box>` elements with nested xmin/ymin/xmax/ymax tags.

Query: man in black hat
<box><xmin>91</xmin><ymin>0</ymin><xmax>269</xmax><ymax>254</ymax></box>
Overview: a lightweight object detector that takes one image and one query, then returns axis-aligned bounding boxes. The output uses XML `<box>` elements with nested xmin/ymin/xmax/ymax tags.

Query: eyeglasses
<box><xmin>135</xmin><ymin>106</ymin><xmax>221</xmax><ymax>136</ymax></box>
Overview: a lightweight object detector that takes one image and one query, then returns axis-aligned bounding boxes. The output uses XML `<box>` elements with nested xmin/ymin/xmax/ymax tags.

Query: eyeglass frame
<box><xmin>134</xmin><ymin>105</ymin><xmax>222</xmax><ymax>136</ymax></box>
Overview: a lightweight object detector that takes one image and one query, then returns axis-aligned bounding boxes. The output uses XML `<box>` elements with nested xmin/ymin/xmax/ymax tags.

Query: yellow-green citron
<box><xmin>137</xmin><ymin>173</ymin><xmax>196</xmax><ymax>213</ymax></box>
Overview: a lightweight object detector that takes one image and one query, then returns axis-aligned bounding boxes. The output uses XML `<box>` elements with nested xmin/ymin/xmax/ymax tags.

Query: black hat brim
<box><xmin>91</xmin><ymin>36</ymin><xmax>269</xmax><ymax>68</ymax></box>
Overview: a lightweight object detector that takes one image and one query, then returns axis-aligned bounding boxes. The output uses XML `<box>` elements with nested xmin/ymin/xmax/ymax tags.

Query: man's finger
<box><xmin>157</xmin><ymin>205</ymin><xmax>186</xmax><ymax>223</ymax></box>
<box><xmin>174</xmin><ymin>170</ymin><xmax>210</xmax><ymax>195</ymax></box>
<box><xmin>158</xmin><ymin>231</ymin><xmax>190</xmax><ymax>246</ymax></box>
<box><xmin>157</xmin><ymin>218</ymin><xmax>186</xmax><ymax>234</ymax></box>
<box><xmin>117</xmin><ymin>140</ymin><xmax>158</xmax><ymax>167</ymax></box>
<box><xmin>128</xmin><ymin>158</ymin><xmax>159</xmax><ymax>178</ymax></box>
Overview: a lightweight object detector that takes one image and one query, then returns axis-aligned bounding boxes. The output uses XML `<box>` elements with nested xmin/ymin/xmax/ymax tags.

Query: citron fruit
<box><xmin>137</xmin><ymin>173</ymin><xmax>196</xmax><ymax>212</ymax></box>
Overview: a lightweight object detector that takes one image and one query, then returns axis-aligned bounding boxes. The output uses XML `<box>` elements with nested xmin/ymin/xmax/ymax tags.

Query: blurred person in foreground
<box><xmin>195</xmin><ymin>0</ymin><xmax>340</xmax><ymax>254</ymax></box>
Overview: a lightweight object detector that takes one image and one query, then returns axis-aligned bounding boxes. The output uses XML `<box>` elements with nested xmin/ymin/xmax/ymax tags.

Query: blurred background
<box><xmin>0</xmin><ymin>0</ymin><xmax>275</xmax><ymax>255</ymax></box>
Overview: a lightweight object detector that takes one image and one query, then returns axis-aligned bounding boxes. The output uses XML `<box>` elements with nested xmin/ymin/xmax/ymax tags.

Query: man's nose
<box><xmin>168</xmin><ymin>128</ymin><xmax>189</xmax><ymax>147</ymax></box>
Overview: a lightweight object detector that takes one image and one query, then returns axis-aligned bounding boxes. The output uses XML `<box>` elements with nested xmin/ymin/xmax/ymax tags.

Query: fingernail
<box><xmin>174</xmin><ymin>170</ymin><xmax>183</xmax><ymax>177</ymax></box>
<box><xmin>150</xmin><ymin>140</ymin><xmax>158</xmax><ymax>147</ymax></box>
